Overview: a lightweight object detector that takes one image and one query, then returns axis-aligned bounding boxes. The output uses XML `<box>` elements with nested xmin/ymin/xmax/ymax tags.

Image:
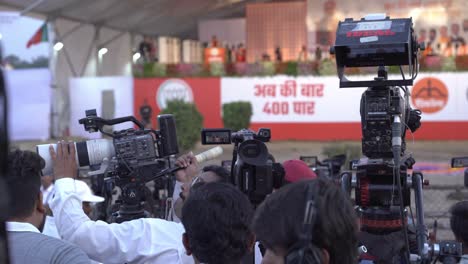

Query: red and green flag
<box><xmin>26</xmin><ymin>23</ymin><xmax>48</xmax><ymax>48</ymax></box>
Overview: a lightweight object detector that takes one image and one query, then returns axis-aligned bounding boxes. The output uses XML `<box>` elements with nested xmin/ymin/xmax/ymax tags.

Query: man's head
<box><xmin>180</xmin><ymin>165</ymin><xmax>229</xmax><ymax>201</ymax></box>
<box><xmin>5</xmin><ymin>150</ymin><xmax>46</xmax><ymax>230</ymax></box>
<box><xmin>450</xmin><ymin>201</ymin><xmax>468</xmax><ymax>248</ymax></box>
<box><xmin>181</xmin><ymin>182</ymin><xmax>255</xmax><ymax>264</ymax></box>
<box><xmin>74</xmin><ymin>180</ymin><xmax>105</xmax><ymax>217</ymax></box>
<box><xmin>253</xmin><ymin>178</ymin><xmax>358</xmax><ymax>264</ymax></box>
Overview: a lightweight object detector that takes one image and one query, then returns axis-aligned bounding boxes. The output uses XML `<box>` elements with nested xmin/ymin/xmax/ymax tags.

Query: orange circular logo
<box><xmin>411</xmin><ymin>77</ymin><xmax>448</xmax><ymax>114</ymax></box>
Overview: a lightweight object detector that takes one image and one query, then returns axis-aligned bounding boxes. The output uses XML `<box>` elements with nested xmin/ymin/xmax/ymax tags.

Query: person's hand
<box><xmin>49</xmin><ymin>140</ymin><xmax>77</xmax><ymax>180</ymax></box>
<box><xmin>175</xmin><ymin>152</ymin><xmax>198</xmax><ymax>183</ymax></box>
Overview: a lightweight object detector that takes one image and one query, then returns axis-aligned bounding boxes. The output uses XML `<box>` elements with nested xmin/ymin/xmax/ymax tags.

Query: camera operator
<box><xmin>181</xmin><ymin>182</ymin><xmax>255</xmax><ymax>264</ymax></box>
<box><xmin>5</xmin><ymin>149</ymin><xmax>90</xmax><ymax>264</ymax></box>
<box><xmin>252</xmin><ymin>178</ymin><xmax>358</xmax><ymax>264</ymax></box>
<box><xmin>170</xmin><ymin>164</ymin><xmax>230</xmax><ymax>222</ymax></box>
<box><xmin>49</xmin><ymin>141</ymin><xmax>259</xmax><ymax>264</ymax></box>
<box><xmin>450</xmin><ymin>201</ymin><xmax>468</xmax><ymax>263</ymax></box>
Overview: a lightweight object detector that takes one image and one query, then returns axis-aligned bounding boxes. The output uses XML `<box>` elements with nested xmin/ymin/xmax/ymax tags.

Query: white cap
<box><xmin>74</xmin><ymin>180</ymin><xmax>105</xmax><ymax>203</ymax></box>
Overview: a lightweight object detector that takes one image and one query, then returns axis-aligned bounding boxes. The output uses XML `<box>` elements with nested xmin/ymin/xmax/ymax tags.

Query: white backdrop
<box><xmin>69</xmin><ymin>76</ymin><xmax>134</xmax><ymax>138</ymax></box>
<box><xmin>6</xmin><ymin>68</ymin><xmax>51</xmax><ymax>141</ymax></box>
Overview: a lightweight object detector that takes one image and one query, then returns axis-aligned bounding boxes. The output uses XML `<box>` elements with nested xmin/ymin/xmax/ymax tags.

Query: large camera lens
<box><xmin>36</xmin><ymin>139</ymin><xmax>115</xmax><ymax>176</ymax></box>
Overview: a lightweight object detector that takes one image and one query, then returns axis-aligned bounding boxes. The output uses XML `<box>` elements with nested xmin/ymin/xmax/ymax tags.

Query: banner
<box><xmin>222</xmin><ymin>76</ymin><xmax>362</xmax><ymax>123</ymax></box>
<box><xmin>221</xmin><ymin>73</ymin><xmax>468</xmax><ymax>140</ymax></box>
<box><xmin>133</xmin><ymin>73</ymin><xmax>468</xmax><ymax>140</ymax></box>
<box><xmin>133</xmin><ymin>78</ymin><xmax>223</xmax><ymax>129</ymax></box>
<box><xmin>6</xmin><ymin>68</ymin><xmax>50</xmax><ymax>141</ymax></box>
<box><xmin>69</xmin><ymin>76</ymin><xmax>133</xmax><ymax>138</ymax></box>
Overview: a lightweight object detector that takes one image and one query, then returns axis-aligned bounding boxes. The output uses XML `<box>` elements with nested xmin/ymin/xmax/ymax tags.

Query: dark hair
<box><xmin>253</xmin><ymin>178</ymin><xmax>358</xmax><ymax>264</ymax></box>
<box><xmin>450</xmin><ymin>201</ymin><xmax>468</xmax><ymax>245</ymax></box>
<box><xmin>181</xmin><ymin>182</ymin><xmax>254</xmax><ymax>264</ymax></box>
<box><xmin>5</xmin><ymin>149</ymin><xmax>45</xmax><ymax>218</ymax></box>
<box><xmin>201</xmin><ymin>165</ymin><xmax>229</xmax><ymax>182</ymax></box>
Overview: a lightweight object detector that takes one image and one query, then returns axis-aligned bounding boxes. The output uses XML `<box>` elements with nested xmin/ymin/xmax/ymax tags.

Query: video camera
<box><xmin>37</xmin><ymin>109</ymin><xmax>180</xmax><ymax>223</ymax></box>
<box><xmin>332</xmin><ymin>14</ymin><xmax>462</xmax><ymax>263</ymax></box>
<box><xmin>300</xmin><ymin>155</ymin><xmax>345</xmax><ymax>180</ymax></box>
<box><xmin>452</xmin><ymin>157</ymin><xmax>468</xmax><ymax>188</ymax></box>
<box><xmin>201</xmin><ymin>128</ymin><xmax>284</xmax><ymax>206</ymax></box>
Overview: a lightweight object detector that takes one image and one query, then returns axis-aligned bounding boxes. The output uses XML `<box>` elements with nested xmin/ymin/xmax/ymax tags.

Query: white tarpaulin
<box><xmin>6</xmin><ymin>68</ymin><xmax>50</xmax><ymax>141</ymax></box>
<box><xmin>69</xmin><ymin>76</ymin><xmax>133</xmax><ymax>139</ymax></box>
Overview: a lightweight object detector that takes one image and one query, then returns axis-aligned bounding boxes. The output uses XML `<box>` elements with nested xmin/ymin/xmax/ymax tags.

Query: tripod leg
<box><xmin>412</xmin><ymin>172</ymin><xmax>428</xmax><ymax>262</ymax></box>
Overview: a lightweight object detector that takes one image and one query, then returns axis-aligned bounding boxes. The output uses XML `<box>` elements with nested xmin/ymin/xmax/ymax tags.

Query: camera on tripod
<box><xmin>201</xmin><ymin>128</ymin><xmax>284</xmax><ymax>206</ymax></box>
<box><xmin>37</xmin><ymin>109</ymin><xmax>180</xmax><ymax>223</ymax></box>
<box><xmin>331</xmin><ymin>14</ymin><xmax>462</xmax><ymax>263</ymax></box>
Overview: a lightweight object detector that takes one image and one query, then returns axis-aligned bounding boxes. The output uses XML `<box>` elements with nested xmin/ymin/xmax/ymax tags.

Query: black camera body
<box><xmin>332</xmin><ymin>15</ymin><xmax>462</xmax><ymax>263</ymax></box>
<box><xmin>201</xmin><ymin>128</ymin><xmax>283</xmax><ymax>206</ymax></box>
<box><xmin>79</xmin><ymin>109</ymin><xmax>179</xmax><ymax>223</ymax></box>
<box><xmin>300</xmin><ymin>155</ymin><xmax>345</xmax><ymax>180</ymax></box>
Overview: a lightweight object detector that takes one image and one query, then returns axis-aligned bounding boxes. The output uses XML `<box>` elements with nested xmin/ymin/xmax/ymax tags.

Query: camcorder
<box><xmin>37</xmin><ymin>109</ymin><xmax>180</xmax><ymax>223</ymax></box>
<box><xmin>201</xmin><ymin>128</ymin><xmax>284</xmax><ymax>206</ymax></box>
<box><xmin>331</xmin><ymin>14</ymin><xmax>462</xmax><ymax>263</ymax></box>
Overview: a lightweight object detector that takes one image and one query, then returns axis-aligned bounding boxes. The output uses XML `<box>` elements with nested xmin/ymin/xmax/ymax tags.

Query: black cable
<box><xmin>392</xmin><ymin>117</ymin><xmax>411</xmax><ymax>264</ymax></box>
<box><xmin>394</xmin><ymin>150</ymin><xmax>411</xmax><ymax>264</ymax></box>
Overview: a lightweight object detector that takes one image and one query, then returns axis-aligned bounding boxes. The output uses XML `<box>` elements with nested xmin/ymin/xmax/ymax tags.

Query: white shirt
<box><xmin>169</xmin><ymin>181</ymin><xmax>183</xmax><ymax>223</ymax></box>
<box><xmin>50</xmin><ymin>178</ymin><xmax>193</xmax><ymax>264</ymax></box>
<box><xmin>41</xmin><ymin>183</ymin><xmax>55</xmax><ymax>206</ymax></box>
<box><xmin>6</xmin><ymin>221</ymin><xmax>40</xmax><ymax>233</ymax></box>
<box><xmin>42</xmin><ymin>215</ymin><xmax>61</xmax><ymax>239</ymax></box>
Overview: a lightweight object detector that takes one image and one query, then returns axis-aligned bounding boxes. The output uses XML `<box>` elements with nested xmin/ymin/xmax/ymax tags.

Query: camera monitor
<box><xmin>201</xmin><ymin>129</ymin><xmax>231</xmax><ymax>145</ymax></box>
<box><xmin>451</xmin><ymin>157</ymin><xmax>468</xmax><ymax>168</ymax></box>
<box><xmin>331</xmin><ymin>15</ymin><xmax>421</xmax><ymax>88</ymax></box>
<box><xmin>300</xmin><ymin>156</ymin><xmax>318</xmax><ymax>167</ymax></box>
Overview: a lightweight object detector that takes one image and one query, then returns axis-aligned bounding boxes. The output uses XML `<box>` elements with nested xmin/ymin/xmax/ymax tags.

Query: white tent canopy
<box><xmin>0</xmin><ymin>0</ymin><xmax>274</xmax><ymax>138</ymax></box>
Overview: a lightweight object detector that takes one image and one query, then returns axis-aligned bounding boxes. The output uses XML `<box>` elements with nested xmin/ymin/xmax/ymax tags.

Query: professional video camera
<box><xmin>300</xmin><ymin>154</ymin><xmax>346</xmax><ymax>180</ymax></box>
<box><xmin>331</xmin><ymin>14</ymin><xmax>462</xmax><ymax>263</ymax></box>
<box><xmin>37</xmin><ymin>109</ymin><xmax>180</xmax><ymax>223</ymax></box>
<box><xmin>201</xmin><ymin>128</ymin><xmax>284</xmax><ymax>206</ymax></box>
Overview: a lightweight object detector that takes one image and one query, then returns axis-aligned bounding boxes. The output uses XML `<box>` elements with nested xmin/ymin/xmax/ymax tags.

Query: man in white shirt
<box><xmin>50</xmin><ymin>141</ymin><xmax>264</xmax><ymax>264</ymax></box>
<box><xmin>43</xmin><ymin>179</ymin><xmax>105</xmax><ymax>239</ymax></box>
<box><xmin>49</xmin><ymin>141</ymin><xmax>195</xmax><ymax>264</ymax></box>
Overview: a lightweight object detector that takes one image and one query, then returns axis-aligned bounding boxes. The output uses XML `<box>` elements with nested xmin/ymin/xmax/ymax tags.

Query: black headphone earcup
<box><xmin>303</xmin><ymin>245</ymin><xmax>323</xmax><ymax>264</ymax></box>
<box><xmin>285</xmin><ymin>244</ymin><xmax>322</xmax><ymax>264</ymax></box>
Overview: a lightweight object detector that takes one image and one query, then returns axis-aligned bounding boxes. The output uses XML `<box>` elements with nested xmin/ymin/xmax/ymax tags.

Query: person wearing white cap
<box><xmin>43</xmin><ymin>179</ymin><xmax>104</xmax><ymax>239</ymax></box>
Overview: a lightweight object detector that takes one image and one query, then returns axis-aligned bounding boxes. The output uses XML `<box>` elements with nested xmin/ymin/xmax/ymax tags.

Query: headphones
<box><xmin>285</xmin><ymin>181</ymin><xmax>323</xmax><ymax>264</ymax></box>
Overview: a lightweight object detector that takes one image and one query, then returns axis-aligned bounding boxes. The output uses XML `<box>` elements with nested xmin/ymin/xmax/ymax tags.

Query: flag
<box><xmin>26</xmin><ymin>23</ymin><xmax>48</xmax><ymax>48</ymax></box>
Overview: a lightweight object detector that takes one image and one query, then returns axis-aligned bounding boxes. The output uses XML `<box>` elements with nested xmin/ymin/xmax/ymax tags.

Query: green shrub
<box><xmin>442</xmin><ymin>56</ymin><xmax>457</xmax><ymax>72</ymax></box>
<box><xmin>160</xmin><ymin>100</ymin><xmax>203</xmax><ymax>151</ymax></box>
<box><xmin>317</xmin><ymin>58</ymin><xmax>337</xmax><ymax>76</ymax></box>
<box><xmin>222</xmin><ymin>102</ymin><xmax>253</xmax><ymax>131</ymax></box>
<box><xmin>210</xmin><ymin>62</ymin><xmax>225</xmax><ymax>76</ymax></box>
<box><xmin>261</xmin><ymin>62</ymin><xmax>276</xmax><ymax>76</ymax></box>
<box><xmin>285</xmin><ymin>61</ymin><xmax>298</xmax><ymax>76</ymax></box>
